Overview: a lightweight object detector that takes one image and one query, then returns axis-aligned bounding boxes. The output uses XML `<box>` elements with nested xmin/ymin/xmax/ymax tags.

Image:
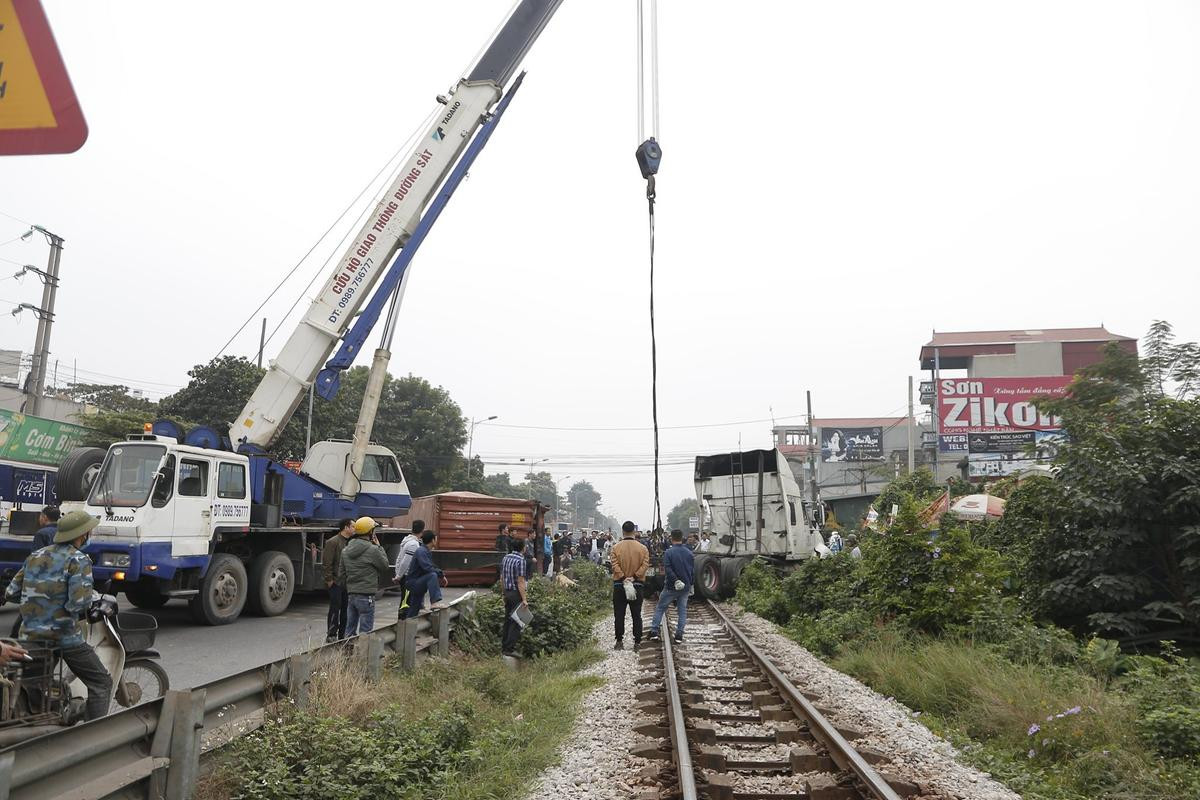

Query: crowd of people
<box><xmin>322</xmin><ymin>515</ymin><xmax>449</xmax><ymax>642</ymax></box>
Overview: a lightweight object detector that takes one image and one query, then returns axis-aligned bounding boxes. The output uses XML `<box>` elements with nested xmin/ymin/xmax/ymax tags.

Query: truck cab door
<box><xmin>171</xmin><ymin>456</ymin><xmax>213</xmax><ymax>556</ymax></box>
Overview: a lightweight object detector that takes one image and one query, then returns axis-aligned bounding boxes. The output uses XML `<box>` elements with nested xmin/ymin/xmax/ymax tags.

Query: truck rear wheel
<box><xmin>696</xmin><ymin>555</ymin><xmax>723</xmax><ymax>600</ymax></box>
<box><xmin>56</xmin><ymin>447</ymin><xmax>106</xmax><ymax>502</ymax></box>
<box><xmin>246</xmin><ymin>551</ymin><xmax>294</xmax><ymax>616</ymax></box>
<box><xmin>719</xmin><ymin>557</ymin><xmax>750</xmax><ymax>598</ymax></box>
<box><xmin>189</xmin><ymin>554</ymin><xmax>247</xmax><ymax>625</ymax></box>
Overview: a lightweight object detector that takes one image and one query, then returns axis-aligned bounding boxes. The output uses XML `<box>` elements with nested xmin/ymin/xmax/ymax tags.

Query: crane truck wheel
<box><xmin>56</xmin><ymin>447</ymin><xmax>106</xmax><ymax>502</ymax></box>
<box><xmin>246</xmin><ymin>551</ymin><xmax>295</xmax><ymax>616</ymax></box>
<box><xmin>189</xmin><ymin>553</ymin><xmax>248</xmax><ymax>625</ymax></box>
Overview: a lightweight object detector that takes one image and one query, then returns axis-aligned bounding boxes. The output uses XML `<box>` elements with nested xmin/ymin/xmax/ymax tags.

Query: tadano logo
<box><xmin>432</xmin><ymin>127</ymin><xmax>445</xmax><ymax>141</ymax></box>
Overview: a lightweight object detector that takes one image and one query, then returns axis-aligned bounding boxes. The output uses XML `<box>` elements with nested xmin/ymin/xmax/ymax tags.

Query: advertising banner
<box><xmin>820</xmin><ymin>426</ymin><xmax>884</xmax><ymax>462</ymax></box>
<box><xmin>937</xmin><ymin>376</ymin><xmax>1070</xmax><ymax>440</ymax></box>
<box><xmin>0</xmin><ymin>409</ymin><xmax>94</xmax><ymax>468</ymax></box>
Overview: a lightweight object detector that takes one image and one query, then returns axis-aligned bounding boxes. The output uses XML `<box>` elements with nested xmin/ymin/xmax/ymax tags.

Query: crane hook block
<box><xmin>635</xmin><ymin>137</ymin><xmax>662</xmax><ymax>179</ymax></box>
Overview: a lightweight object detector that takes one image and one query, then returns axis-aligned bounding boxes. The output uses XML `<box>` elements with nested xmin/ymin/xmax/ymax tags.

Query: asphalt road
<box><xmin>0</xmin><ymin>587</ymin><xmax>478</xmax><ymax>689</ymax></box>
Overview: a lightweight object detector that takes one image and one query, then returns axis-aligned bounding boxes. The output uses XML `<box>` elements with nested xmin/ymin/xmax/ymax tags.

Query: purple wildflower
<box><xmin>1028</xmin><ymin>723</ymin><xmax>1040</xmax><ymax>736</ymax></box>
<box><xmin>1065</xmin><ymin>706</ymin><xmax>1082</xmax><ymax>715</ymax></box>
<box><xmin>1027</xmin><ymin>749</ymin><xmax>1036</xmax><ymax>759</ymax></box>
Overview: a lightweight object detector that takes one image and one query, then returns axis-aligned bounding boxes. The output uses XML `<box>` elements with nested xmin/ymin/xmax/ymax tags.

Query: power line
<box><xmin>487</xmin><ymin>412</ymin><xmax>807</xmax><ymax>433</ymax></box>
<box><xmin>0</xmin><ymin>209</ymin><xmax>32</xmax><ymax>226</ymax></box>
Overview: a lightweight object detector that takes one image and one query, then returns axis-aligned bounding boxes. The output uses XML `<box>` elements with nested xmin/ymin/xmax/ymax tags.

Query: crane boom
<box><xmin>231</xmin><ymin>0</ymin><xmax>566</xmax><ymax>451</ymax></box>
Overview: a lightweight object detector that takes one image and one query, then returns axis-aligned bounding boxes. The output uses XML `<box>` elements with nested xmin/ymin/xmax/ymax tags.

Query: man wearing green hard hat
<box><xmin>4</xmin><ymin>510</ymin><xmax>113</xmax><ymax>720</ymax></box>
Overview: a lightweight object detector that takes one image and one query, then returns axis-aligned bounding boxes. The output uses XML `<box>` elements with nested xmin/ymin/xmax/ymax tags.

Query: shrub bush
<box><xmin>456</xmin><ymin>574</ymin><xmax>600</xmax><ymax>659</ymax></box>
<box><xmin>1121</xmin><ymin>646</ymin><xmax>1200</xmax><ymax>759</ymax></box>
<box><xmin>735</xmin><ymin>560</ymin><xmax>791</xmax><ymax>623</ymax></box>
<box><xmin>861</xmin><ymin>503</ymin><xmax>1007</xmax><ymax>633</ymax></box>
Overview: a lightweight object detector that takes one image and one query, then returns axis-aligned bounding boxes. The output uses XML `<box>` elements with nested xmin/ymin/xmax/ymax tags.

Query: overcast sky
<box><xmin>2</xmin><ymin>1</ymin><xmax>1198</xmax><ymax>523</ymax></box>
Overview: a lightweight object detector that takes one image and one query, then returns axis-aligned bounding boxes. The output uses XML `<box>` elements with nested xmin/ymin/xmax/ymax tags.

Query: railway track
<box><xmin>635</xmin><ymin>602</ymin><xmax>923</xmax><ymax>800</ymax></box>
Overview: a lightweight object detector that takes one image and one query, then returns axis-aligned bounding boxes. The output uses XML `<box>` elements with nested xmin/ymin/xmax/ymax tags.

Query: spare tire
<box><xmin>56</xmin><ymin>447</ymin><xmax>106</xmax><ymax>502</ymax></box>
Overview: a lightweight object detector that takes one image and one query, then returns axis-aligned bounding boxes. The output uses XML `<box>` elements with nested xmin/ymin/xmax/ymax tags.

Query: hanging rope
<box><xmin>646</xmin><ymin>178</ymin><xmax>662</xmax><ymax>533</ymax></box>
<box><xmin>636</xmin><ymin>0</ymin><xmax>664</xmax><ymax>532</ymax></box>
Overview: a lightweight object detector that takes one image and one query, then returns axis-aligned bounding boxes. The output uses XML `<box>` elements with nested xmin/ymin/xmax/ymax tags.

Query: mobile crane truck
<box><xmin>0</xmin><ymin>1</ymin><xmax>569</xmax><ymax>625</ymax></box>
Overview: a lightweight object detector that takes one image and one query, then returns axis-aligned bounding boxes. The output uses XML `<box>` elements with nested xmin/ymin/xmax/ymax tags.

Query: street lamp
<box><xmin>465</xmin><ymin>415</ymin><xmax>498</xmax><ymax>479</ymax></box>
<box><xmin>520</xmin><ymin>457</ymin><xmax>549</xmax><ymax>499</ymax></box>
<box><xmin>553</xmin><ymin>475</ymin><xmax>571</xmax><ymax>530</ymax></box>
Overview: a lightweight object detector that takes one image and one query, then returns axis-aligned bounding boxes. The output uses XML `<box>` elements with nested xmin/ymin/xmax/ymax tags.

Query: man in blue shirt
<box><xmin>404</xmin><ymin>530</ymin><xmax>448</xmax><ymax>619</ymax></box>
<box><xmin>32</xmin><ymin>505</ymin><xmax>60</xmax><ymax>550</ymax></box>
<box><xmin>649</xmin><ymin>529</ymin><xmax>694</xmax><ymax>643</ymax></box>
<box><xmin>500</xmin><ymin>537</ymin><xmax>529</xmax><ymax>657</ymax></box>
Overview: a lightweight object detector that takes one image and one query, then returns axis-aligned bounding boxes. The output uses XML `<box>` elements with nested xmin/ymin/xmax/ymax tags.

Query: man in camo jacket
<box><xmin>4</xmin><ymin>510</ymin><xmax>113</xmax><ymax>720</ymax></box>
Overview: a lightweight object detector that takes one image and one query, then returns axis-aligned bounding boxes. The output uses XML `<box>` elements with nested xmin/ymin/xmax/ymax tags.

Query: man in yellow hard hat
<box><xmin>337</xmin><ymin>517</ymin><xmax>392</xmax><ymax>636</ymax></box>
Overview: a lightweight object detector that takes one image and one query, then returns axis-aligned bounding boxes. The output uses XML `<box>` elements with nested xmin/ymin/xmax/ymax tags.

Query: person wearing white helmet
<box><xmin>338</xmin><ymin>517</ymin><xmax>392</xmax><ymax>636</ymax></box>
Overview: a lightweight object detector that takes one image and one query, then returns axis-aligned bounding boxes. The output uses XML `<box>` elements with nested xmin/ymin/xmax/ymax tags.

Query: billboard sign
<box><xmin>938</xmin><ymin>377</ymin><xmax>1070</xmax><ymax>437</ymax></box>
<box><xmin>0</xmin><ymin>409</ymin><xmax>94</xmax><ymax>467</ymax></box>
<box><xmin>820</xmin><ymin>426</ymin><xmax>883</xmax><ymax>462</ymax></box>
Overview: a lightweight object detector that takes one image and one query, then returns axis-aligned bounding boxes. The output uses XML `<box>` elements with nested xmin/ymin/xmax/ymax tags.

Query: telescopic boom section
<box><xmin>230</xmin><ymin>0</ymin><xmax>566</xmax><ymax>452</ymax></box>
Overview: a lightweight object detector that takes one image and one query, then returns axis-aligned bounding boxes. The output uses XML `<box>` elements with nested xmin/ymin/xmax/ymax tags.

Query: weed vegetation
<box><xmin>199</xmin><ymin>562</ymin><xmax>613</xmax><ymax>800</ymax></box>
<box><xmin>738</xmin><ymin>515</ymin><xmax>1200</xmax><ymax>799</ymax></box>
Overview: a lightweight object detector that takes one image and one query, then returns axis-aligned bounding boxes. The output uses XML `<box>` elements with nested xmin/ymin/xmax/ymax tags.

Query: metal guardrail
<box><xmin>0</xmin><ymin>593</ymin><xmax>477</xmax><ymax>800</ymax></box>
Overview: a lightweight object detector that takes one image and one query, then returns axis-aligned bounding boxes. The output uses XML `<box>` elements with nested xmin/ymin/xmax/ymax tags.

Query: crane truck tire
<box><xmin>189</xmin><ymin>553</ymin><xmax>248</xmax><ymax>625</ymax></box>
<box><xmin>246</xmin><ymin>551</ymin><xmax>294</xmax><ymax>616</ymax></box>
<box><xmin>55</xmin><ymin>447</ymin><xmax>106</xmax><ymax>502</ymax></box>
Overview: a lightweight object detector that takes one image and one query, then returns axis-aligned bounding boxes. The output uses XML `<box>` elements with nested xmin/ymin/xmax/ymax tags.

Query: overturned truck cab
<box><xmin>692</xmin><ymin>448</ymin><xmax>826</xmax><ymax>599</ymax></box>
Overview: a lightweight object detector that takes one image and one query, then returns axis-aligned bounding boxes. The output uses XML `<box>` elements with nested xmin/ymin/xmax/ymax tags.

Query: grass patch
<box><xmin>199</xmin><ymin>645</ymin><xmax>604</xmax><ymax>800</ymax></box>
<box><xmin>832</xmin><ymin>631</ymin><xmax>1200</xmax><ymax>800</ymax></box>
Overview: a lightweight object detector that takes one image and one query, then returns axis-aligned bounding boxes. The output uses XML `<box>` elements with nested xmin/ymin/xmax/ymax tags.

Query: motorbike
<box><xmin>0</xmin><ymin>588</ymin><xmax>169</xmax><ymax>744</ymax></box>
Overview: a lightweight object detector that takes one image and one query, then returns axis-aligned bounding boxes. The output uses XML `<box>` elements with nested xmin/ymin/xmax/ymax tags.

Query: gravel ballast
<box><xmin>729</xmin><ymin>606</ymin><xmax>1021</xmax><ymax>800</ymax></box>
<box><xmin>522</xmin><ymin>617</ymin><xmax>661</xmax><ymax>800</ymax></box>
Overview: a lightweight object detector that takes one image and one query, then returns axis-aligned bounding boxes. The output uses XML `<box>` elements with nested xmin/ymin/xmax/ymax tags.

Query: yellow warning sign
<box><xmin>0</xmin><ymin>0</ymin><xmax>86</xmax><ymax>154</ymax></box>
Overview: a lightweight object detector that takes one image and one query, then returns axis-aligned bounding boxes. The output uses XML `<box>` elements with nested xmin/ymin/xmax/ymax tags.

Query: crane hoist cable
<box><xmin>635</xmin><ymin>0</ymin><xmax>664</xmax><ymax>532</ymax></box>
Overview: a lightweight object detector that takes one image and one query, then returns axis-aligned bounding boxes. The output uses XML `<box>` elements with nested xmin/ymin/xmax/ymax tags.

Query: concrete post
<box><xmin>287</xmin><ymin>653</ymin><xmax>312</xmax><ymax>709</ymax></box>
<box><xmin>366</xmin><ymin>634</ymin><xmax>385</xmax><ymax>679</ymax></box>
<box><xmin>399</xmin><ymin>618</ymin><xmax>419</xmax><ymax>671</ymax></box>
<box><xmin>431</xmin><ymin>608</ymin><xmax>450</xmax><ymax>658</ymax></box>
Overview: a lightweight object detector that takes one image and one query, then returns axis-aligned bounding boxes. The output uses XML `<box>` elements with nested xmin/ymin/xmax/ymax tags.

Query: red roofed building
<box><xmin>919</xmin><ymin>326</ymin><xmax>1136</xmax><ymax>377</ymax></box>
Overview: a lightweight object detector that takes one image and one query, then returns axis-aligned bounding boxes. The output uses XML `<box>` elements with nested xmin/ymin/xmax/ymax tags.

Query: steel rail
<box><xmin>661</xmin><ymin>613</ymin><xmax>699</xmax><ymax>800</ymax></box>
<box><xmin>708</xmin><ymin>602</ymin><xmax>904</xmax><ymax>800</ymax></box>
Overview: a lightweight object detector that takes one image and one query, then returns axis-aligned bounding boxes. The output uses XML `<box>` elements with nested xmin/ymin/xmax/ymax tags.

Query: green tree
<box><xmin>666</xmin><ymin>497</ymin><xmax>699</xmax><ymax>532</ymax></box>
<box><xmin>158</xmin><ymin>358</ymin><xmax>468</xmax><ymax>497</ymax></box>
<box><xmin>565</xmin><ymin>480</ymin><xmax>602</xmax><ymax>526</ymax></box>
<box><xmin>67</xmin><ymin>382</ymin><xmax>161</xmax><ymax>447</ymax></box>
<box><xmin>1026</xmin><ymin>324</ymin><xmax>1200</xmax><ymax>638</ymax></box>
<box><xmin>158</xmin><ymin>356</ymin><xmax>265</xmax><ymax>432</ymax></box>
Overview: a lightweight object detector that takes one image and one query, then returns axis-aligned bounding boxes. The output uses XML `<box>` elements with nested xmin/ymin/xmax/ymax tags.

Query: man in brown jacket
<box><xmin>323</xmin><ymin>518</ymin><xmax>354</xmax><ymax>642</ymax></box>
<box><xmin>610</xmin><ymin>520</ymin><xmax>650</xmax><ymax>649</ymax></box>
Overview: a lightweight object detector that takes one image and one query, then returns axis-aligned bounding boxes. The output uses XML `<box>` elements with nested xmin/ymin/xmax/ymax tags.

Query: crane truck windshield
<box><xmin>88</xmin><ymin>444</ymin><xmax>166</xmax><ymax>508</ymax></box>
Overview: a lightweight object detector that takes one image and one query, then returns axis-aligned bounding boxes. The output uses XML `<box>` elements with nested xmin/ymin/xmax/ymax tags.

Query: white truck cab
<box><xmin>82</xmin><ymin>435</ymin><xmax>251</xmax><ymax>591</ymax></box>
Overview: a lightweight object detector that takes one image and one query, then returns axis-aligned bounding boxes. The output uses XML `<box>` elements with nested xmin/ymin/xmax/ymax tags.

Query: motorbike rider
<box><xmin>3</xmin><ymin>510</ymin><xmax>113</xmax><ymax>720</ymax></box>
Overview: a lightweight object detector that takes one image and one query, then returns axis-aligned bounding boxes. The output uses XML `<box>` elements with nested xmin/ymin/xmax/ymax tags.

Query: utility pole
<box><xmin>24</xmin><ymin>226</ymin><xmax>63</xmax><ymax>417</ymax></box>
<box><xmin>806</xmin><ymin>390</ymin><xmax>818</xmax><ymax>504</ymax></box>
<box><xmin>907</xmin><ymin>375</ymin><xmax>916</xmax><ymax>473</ymax></box>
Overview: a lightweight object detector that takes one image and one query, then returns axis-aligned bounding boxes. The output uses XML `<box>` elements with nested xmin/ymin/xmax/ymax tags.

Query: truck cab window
<box><xmin>217</xmin><ymin>462</ymin><xmax>247</xmax><ymax>499</ymax></box>
<box><xmin>151</xmin><ymin>455</ymin><xmax>176</xmax><ymax>508</ymax></box>
<box><xmin>360</xmin><ymin>454</ymin><xmax>401</xmax><ymax>482</ymax></box>
<box><xmin>178</xmin><ymin>459</ymin><xmax>209</xmax><ymax>497</ymax></box>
